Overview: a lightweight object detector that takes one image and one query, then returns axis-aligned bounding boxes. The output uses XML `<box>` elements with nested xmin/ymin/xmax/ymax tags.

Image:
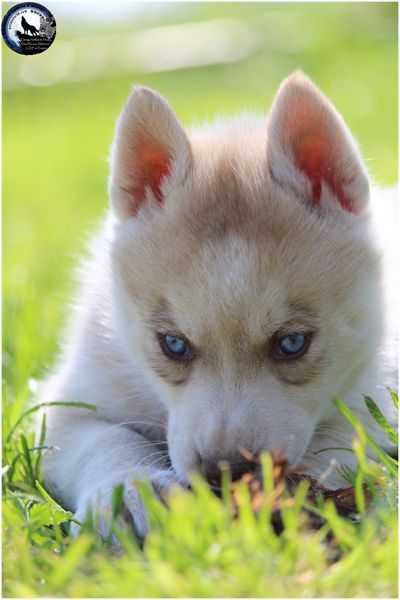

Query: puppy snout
<box><xmin>202</xmin><ymin>455</ymin><xmax>256</xmax><ymax>490</ymax></box>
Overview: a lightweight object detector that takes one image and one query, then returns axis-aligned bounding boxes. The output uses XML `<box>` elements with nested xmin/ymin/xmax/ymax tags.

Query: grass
<box><xmin>2</xmin><ymin>2</ymin><xmax>398</xmax><ymax>597</ymax></box>
<box><xmin>2</xmin><ymin>394</ymin><xmax>398</xmax><ymax>597</ymax></box>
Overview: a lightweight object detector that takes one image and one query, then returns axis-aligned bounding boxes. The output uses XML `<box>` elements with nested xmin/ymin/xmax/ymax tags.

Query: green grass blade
<box><xmin>338</xmin><ymin>465</ymin><xmax>357</xmax><ymax>485</ymax></box>
<box><xmin>364</xmin><ymin>395</ymin><xmax>398</xmax><ymax>445</ymax></box>
<box><xmin>35</xmin><ymin>480</ymin><xmax>61</xmax><ymax>507</ymax></box>
<box><xmin>112</xmin><ymin>483</ymin><xmax>125</xmax><ymax>518</ymax></box>
<box><xmin>34</xmin><ymin>412</ymin><xmax>47</xmax><ymax>482</ymax></box>
<box><xmin>7</xmin><ymin>446</ymin><xmax>48</xmax><ymax>485</ymax></box>
<box><xmin>5</xmin><ymin>401</ymin><xmax>97</xmax><ymax>444</ymax></box>
<box><xmin>35</xmin><ymin>481</ymin><xmax>82</xmax><ymax>526</ymax></box>
<box><xmin>354</xmin><ymin>470</ymin><xmax>366</xmax><ymax>514</ymax></box>
<box><xmin>332</xmin><ymin>397</ymin><xmax>398</xmax><ymax>477</ymax></box>
<box><xmin>20</xmin><ymin>434</ymin><xmax>34</xmax><ymax>486</ymax></box>
<box><xmin>387</xmin><ymin>388</ymin><xmax>398</xmax><ymax>409</ymax></box>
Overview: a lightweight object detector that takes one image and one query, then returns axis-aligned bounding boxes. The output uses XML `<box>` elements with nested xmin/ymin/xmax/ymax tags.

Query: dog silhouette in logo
<box><xmin>21</xmin><ymin>15</ymin><xmax>39</xmax><ymax>35</ymax></box>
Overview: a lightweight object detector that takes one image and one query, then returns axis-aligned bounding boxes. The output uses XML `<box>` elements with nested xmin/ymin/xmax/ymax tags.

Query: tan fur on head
<box><xmin>108</xmin><ymin>73</ymin><xmax>385</xmax><ymax>484</ymax></box>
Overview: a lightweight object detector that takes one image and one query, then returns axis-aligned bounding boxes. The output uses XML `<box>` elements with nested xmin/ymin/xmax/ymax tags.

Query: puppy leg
<box><xmin>44</xmin><ymin>413</ymin><xmax>181</xmax><ymax>544</ymax></box>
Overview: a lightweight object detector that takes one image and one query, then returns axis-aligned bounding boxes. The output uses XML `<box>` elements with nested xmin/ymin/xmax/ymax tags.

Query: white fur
<box><xmin>42</xmin><ymin>73</ymin><xmax>398</xmax><ymax>542</ymax></box>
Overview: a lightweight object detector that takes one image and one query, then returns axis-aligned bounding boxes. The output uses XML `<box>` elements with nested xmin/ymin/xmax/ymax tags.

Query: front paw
<box><xmin>148</xmin><ymin>467</ymin><xmax>187</xmax><ymax>502</ymax></box>
<box><xmin>71</xmin><ymin>469</ymin><xmax>184</xmax><ymax>546</ymax></box>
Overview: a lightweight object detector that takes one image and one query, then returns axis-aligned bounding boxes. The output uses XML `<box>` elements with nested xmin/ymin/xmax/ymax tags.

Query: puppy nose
<box><xmin>202</xmin><ymin>455</ymin><xmax>256</xmax><ymax>489</ymax></box>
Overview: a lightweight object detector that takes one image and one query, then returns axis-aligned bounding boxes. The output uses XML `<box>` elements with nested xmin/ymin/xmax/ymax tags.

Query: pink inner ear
<box><xmin>294</xmin><ymin>134</ymin><xmax>356</xmax><ymax>213</ymax></box>
<box><xmin>277</xmin><ymin>88</ymin><xmax>358</xmax><ymax>214</ymax></box>
<box><xmin>295</xmin><ymin>135</ymin><xmax>325</xmax><ymax>207</ymax></box>
<box><xmin>139</xmin><ymin>144</ymin><xmax>171</xmax><ymax>204</ymax></box>
<box><xmin>122</xmin><ymin>142</ymin><xmax>171</xmax><ymax>215</ymax></box>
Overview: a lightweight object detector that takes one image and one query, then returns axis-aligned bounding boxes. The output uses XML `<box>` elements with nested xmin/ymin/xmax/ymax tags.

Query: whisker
<box><xmin>135</xmin><ymin>449</ymin><xmax>170</xmax><ymax>471</ymax></box>
<box><xmin>108</xmin><ymin>419</ymin><xmax>167</xmax><ymax>432</ymax></box>
<box><xmin>85</xmin><ymin>441</ymin><xmax>169</xmax><ymax>471</ymax></box>
<box><xmin>142</xmin><ymin>453</ymin><xmax>171</xmax><ymax>472</ymax></box>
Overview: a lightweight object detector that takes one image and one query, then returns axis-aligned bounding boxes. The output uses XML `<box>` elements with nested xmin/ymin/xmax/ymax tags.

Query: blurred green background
<box><xmin>3</xmin><ymin>2</ymin><xmax>398</xmax><ymax>423</ymax></box>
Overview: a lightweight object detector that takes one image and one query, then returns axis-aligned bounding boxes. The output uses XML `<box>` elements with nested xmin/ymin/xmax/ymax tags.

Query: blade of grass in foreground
<box><xmin>19</xmin><ymin>433</ymin><xmax>35</xmax><ymax>486</ymax></box>
<box><xmin>5</xmin><ymin>401</ymin><xmax>97</xmax><ymax>444</ymax></box>
<box><xmin>35</xmin><ymin>480</ymin><xmax>82</xmax><ymax>526</ymax></box>
<box><xmin>364</xmin><ymin>395</ymin><xmax>398</xmax><ymax>445</ymax></box>
<box><xmin>332</xmin><ymin>397</ymin><xmax>397</xmax><ymax>477</ymax></box>
<box><xmin>387</xmin><ymin>388</ymin><xmax>398</xmax><ymax>410</ymax></box>
<box><xmin>34</xmin><ymin>412</ymin><xmax>47</xmax><ymax>482</ymax></box>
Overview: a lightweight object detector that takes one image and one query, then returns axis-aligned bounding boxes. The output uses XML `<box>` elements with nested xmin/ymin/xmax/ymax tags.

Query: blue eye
<box><xmin>278</xmin><ymin>333</ymin><xmax>309</xmax><ymax>358</ymax></box>
<box><xmin>161</xmin><ymin>333</ymin><xmax>189</xmax><ymax>358</ymax></box>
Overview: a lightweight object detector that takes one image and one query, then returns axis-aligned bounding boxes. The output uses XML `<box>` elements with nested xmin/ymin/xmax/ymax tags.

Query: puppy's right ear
<box><xmin>109</xmin><ymin>86</ymin><xmax>192</xmax><ymax>219</ymax></box>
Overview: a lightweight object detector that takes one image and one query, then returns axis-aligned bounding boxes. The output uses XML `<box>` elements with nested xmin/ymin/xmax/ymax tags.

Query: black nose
<box><xmin>202</xmin><ymin>455</ymin><xmax>256</xmax><ymax>490</ymax></box>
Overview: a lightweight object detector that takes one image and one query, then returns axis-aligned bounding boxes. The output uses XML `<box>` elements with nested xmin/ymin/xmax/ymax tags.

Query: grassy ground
<box><xmin>3</xmin><ymin>2</ymin><xmax>398</xmax><ymax>597</ymax></box>
<box><xmin>3</xmin><ymin>396</ymin><xmax>398</xmax><ymax>597</ymax></box>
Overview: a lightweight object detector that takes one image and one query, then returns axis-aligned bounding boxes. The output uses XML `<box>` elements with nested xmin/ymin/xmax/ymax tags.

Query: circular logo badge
<box><xmin>2</xmin><ymin>2</ymin><xmax>56</xmax><ymax>55</ymax></box>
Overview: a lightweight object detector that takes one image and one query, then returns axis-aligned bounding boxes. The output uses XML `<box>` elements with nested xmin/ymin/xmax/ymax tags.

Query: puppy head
<box><xmin>108</xmin><ymin>73</ymin><xmax>382</xmax><ymax>482</ymax></box>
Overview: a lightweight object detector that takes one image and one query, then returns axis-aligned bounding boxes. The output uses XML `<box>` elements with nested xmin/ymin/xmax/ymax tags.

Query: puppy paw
<box><xmin>71</xmin><ymin>469</ymin><xmax>184</xmax><ymax>546</ymax></box>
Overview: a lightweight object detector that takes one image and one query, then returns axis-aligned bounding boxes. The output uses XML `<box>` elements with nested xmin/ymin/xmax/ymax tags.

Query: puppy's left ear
<box><xmin>266</xmin><ymin>72</ymin><xmax>369</xmax><ymax>213</ymax></box>
<box><xmin>109</xmin><ymin>86</ymin><xmax>192</xmax><ymax>219</ymax></box>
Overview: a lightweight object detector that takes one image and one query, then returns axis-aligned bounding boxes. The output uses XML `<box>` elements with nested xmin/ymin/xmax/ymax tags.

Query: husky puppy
<box><xmin>43</xmin><ymin>72</ymin><xmax>397</xmax><ymax>543</ymax></box>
